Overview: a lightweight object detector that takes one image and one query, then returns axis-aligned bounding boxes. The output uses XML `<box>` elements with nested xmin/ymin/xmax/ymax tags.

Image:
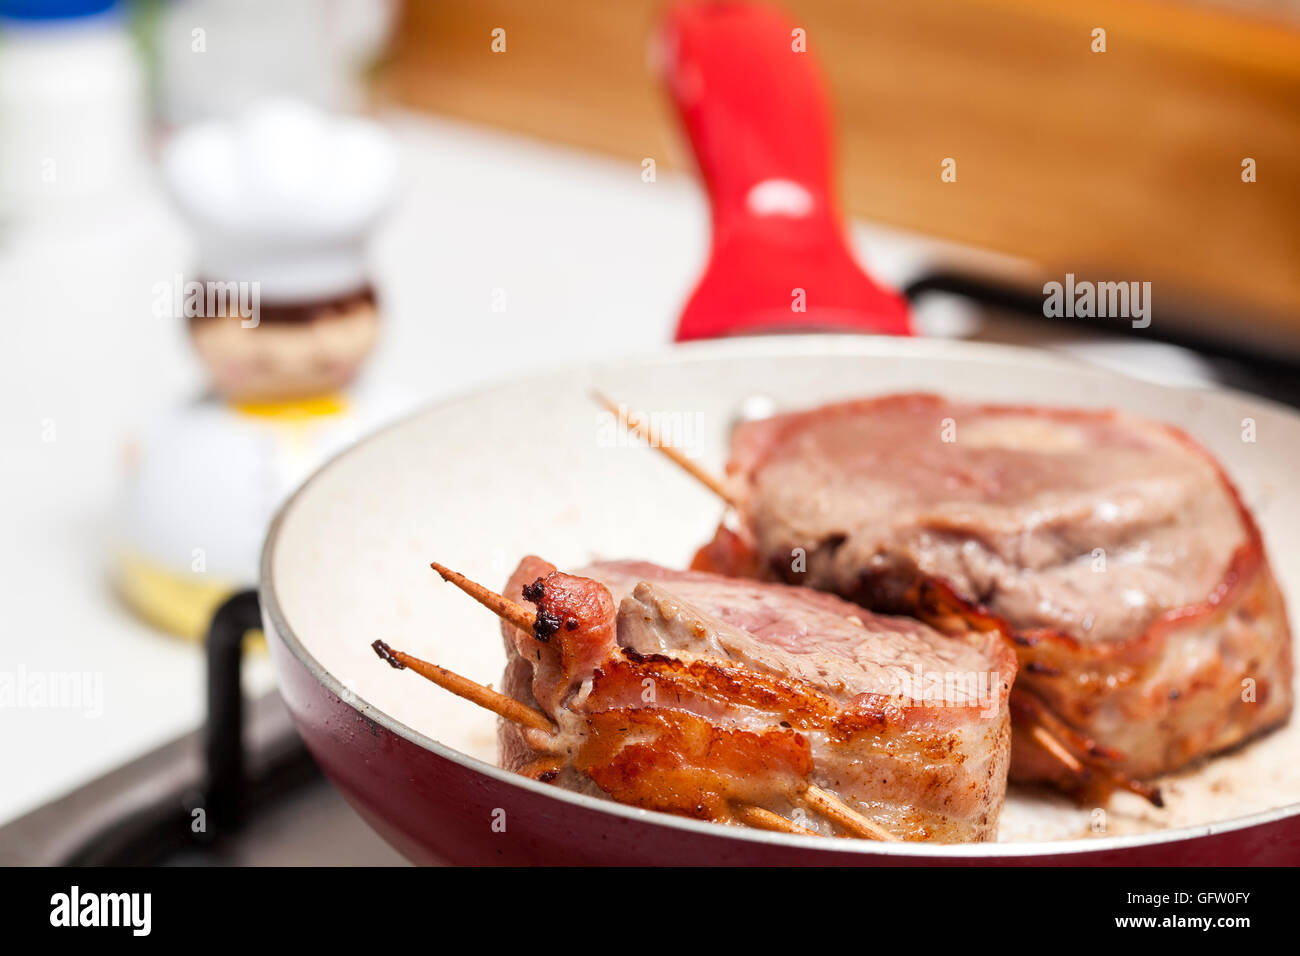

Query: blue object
<box><xmin>0</xmin><ymin>0</ymin><xmax>121</xmax><ymax>21</ymax></box>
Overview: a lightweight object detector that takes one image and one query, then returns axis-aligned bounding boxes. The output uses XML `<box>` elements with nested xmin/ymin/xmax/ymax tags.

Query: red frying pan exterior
<box><xmin>264</xmin><ymin>596</ymin><xmax>1300</xmax><ymax>865</ymax></box>
<box><xmin>661</xmin><ymin>3</ymin><xmax>911</xmax><ymax>341</ymax></box>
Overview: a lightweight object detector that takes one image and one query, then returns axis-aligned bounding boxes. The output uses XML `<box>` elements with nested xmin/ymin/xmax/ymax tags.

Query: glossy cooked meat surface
<box><xmin>696</xmin><ymin>393</ymin><xmax>1293</xmax><ymax>784</ymax></box>
<box><xmin>497</xmin><ymin>556</ymin><xmax>1015</xmax><ymax>842</ymax></box>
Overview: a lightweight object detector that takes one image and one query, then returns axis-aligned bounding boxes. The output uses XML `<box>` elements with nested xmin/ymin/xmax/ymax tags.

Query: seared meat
<box><xmin>695</xmin><ymin>393</ymin><xmax>1293</xmax><ymax>788</ymax></box>
<box><xmin>499</xmin><ymin>556</ymin><xmax>1015</xmax><ymax>842</ymax></box>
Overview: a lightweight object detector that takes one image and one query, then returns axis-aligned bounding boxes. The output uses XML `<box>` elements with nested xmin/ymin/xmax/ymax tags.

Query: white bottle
<box><xmin>0</xmin><ymin>0</ymin><xmax>148</xmax><ymax>227</ymax></box>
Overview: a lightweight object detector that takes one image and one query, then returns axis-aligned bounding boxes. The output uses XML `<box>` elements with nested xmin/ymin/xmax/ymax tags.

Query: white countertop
<box><xmin>0</xmin><ymin>111</ymin><xmax>1215</xmax><ymax>824</ymax></box>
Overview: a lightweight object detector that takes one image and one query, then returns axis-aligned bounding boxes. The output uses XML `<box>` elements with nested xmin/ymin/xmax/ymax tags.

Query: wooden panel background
<box><xmin>379</xmin><ymin>0</ymin><xmax>1300</xmax><ymax>342</ymax></box>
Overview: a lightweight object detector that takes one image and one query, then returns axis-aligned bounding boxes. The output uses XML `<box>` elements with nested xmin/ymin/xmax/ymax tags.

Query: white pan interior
<box><xmin>266</xmin><ymin>335</ymin><xmax>1300</xmax><ymax>845</ymax></box>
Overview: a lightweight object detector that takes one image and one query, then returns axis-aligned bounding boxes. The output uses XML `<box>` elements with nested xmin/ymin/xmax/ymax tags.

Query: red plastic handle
<box><xmin>660</xmin><ymin>2</ymin><xmax>911</xmax><ymax>341</ymax></box>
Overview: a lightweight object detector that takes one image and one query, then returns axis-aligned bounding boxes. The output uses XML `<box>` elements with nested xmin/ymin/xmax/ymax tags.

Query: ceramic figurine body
<box><xmin>117</xmin><ymin>100</ymin><xmax>401</xmax><ymax>638</ymax></box>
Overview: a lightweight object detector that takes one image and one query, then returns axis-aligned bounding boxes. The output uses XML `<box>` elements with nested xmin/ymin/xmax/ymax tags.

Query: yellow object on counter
<box><xmin>233</xmin><ymin>393</ymin><xmax>348</xmax><ymax>421</ymax></box>
<box><xmin>115</xmin><ymin>550</ymin><xmax>264</xmax><ymax>647</ymax></box>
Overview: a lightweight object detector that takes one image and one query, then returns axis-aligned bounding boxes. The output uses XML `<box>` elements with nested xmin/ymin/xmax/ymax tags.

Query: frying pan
<box><xmin>259</xmin><ymin>335</ymin><xmax>1300</xmax><ymax>865</ymax></box>
<box><xmin>261</xmin><ymin>4</ymin><xmax>1296</xmax><ymax>863</ymax></box>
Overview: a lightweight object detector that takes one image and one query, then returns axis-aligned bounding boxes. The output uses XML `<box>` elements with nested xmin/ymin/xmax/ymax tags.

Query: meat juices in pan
<box><xmin>498</xmin><ymin>556</ymin><xmax>1016</xmax><ymax>843</ymax></box>
<box><xmin>694</xmin><ymin>393</ymin><xmax>1294</xmax><ymax>788</ymax></box>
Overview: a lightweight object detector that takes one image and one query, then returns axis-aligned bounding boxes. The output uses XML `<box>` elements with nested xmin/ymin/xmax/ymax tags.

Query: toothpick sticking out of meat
<box><xmin>372</xmin><ymin>639</ymin><xmax>553</xmax><ymax>733</ymax></box>
<box><xmin>1013</xmin><ymin>691</ymin><xmax>1164</xmax><ymax>808</ymax></box>
<box><xmin>804</xmin><ymin>785</ymin><xmax>898</xmax><ymax>842</ymax></box>
<box><xmin>591</xmin><ymin>390</ymin><xmax>742</xmax><ymax>509</ymax></box>
<box><xmin>431</xmin><ymin>561</ymin><xmax>537</xmax><ymax>634</ymax></box>
<box><xmin>733</xmin><ymin>804</ymin><xmax>818</xmax><ymax>836</ymax></box>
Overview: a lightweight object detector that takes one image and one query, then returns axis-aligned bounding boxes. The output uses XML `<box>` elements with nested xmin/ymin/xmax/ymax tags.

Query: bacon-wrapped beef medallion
<box><xmin>494</xmin><ymin>557</ymin><xmax>1014</xmax><ymax>842</ymax></box>
<box><xmin>694</xmin><ymin>393</ymin><xmax>1294</xmax><ymax>790</ymax></box>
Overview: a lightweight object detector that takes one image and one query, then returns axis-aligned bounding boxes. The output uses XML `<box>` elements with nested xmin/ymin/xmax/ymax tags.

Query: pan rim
<box><xmin>259</xmin><ymin>333</ymin><xmax>1300</xmax><ymax>859</ymax></box>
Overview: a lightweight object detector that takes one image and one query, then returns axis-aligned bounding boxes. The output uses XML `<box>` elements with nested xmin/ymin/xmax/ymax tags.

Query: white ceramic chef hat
<box><xmin>161</xmin><ymin>97</ymin><xmax>399</xmax><ymax>303</ymax></box>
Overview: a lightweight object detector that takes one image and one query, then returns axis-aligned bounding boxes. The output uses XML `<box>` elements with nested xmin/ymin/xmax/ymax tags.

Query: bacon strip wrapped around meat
<box><xmin>497</xmin><ymin>556</ymin><xmax>1015</xmax><ymax>842</ymax></box>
